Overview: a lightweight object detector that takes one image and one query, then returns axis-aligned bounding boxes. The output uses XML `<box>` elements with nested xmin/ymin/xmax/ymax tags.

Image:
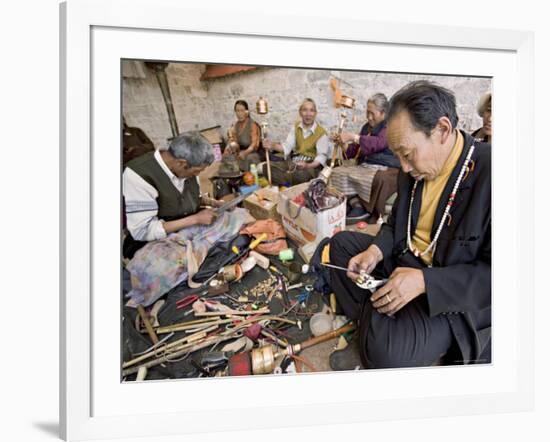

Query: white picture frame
<box><xmin>60</xmin><ymin>0</ymin><xmax>534</xmax><ymax>440</ymax></box>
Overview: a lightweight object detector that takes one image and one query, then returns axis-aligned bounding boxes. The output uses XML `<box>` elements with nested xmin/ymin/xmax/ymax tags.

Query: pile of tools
<box><xmin>123</xmin><ymin>246</ymin><xmax>354</xmax><ymax>380</ymax></box>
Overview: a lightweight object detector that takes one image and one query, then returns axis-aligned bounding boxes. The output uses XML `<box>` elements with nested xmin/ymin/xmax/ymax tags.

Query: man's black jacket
<box><xmin>373</xmin><ymin>131</ymin><xmax>491</xmax><ymax>363</ymax></box>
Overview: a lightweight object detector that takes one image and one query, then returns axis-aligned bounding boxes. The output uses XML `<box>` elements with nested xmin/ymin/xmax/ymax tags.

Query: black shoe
<box><xmin>329</xmin><ymin>335</ymin><xmax>364</xmax><ymax>371</ymax></box>
<box><xmin>346</xmin><ymin>206</ymin><xmax>370</xmax><ymax>224</ymax></box>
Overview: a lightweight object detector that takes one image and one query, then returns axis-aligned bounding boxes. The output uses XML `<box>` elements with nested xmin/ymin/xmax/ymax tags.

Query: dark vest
<box><xmin>235</xmin><ymin>118</ymin><xmax>255</xmax><ymax>150</ymax></box>
<box><xmin>126</xmin><ymin>152</ymin><xmax>200</xmax><ymax>222</ymax></box>
<box><xmin>360</xmin><ymin>121</ymin><xmax>400</xmax><ymax>168</ymax></box>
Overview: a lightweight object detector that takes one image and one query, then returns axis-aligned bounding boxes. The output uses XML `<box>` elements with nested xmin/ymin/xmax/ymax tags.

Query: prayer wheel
<box><xmin>256</xmin><ymin>96</ymin><xmax>269</xmax><ymax>114</ymax></box>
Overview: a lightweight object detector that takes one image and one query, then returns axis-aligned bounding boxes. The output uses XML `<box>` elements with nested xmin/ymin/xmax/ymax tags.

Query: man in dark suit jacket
<box><xmin>329</xmin><ymin>81</ymin><xmax>491</xmax><ymax>369</ymax></box>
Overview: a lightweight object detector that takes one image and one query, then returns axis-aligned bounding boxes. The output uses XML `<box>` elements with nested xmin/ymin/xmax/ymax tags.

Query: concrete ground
<box><xmin>300</xmin><ymin>338</ymin><xmax>339</xmax><ymax>372</ymax></box>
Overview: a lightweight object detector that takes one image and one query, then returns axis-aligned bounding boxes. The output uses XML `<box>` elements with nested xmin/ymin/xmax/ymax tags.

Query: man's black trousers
<box><xmin>329</xmin><ymin>231</ymin><xmax>457</xmax><ymax>369</ymax></box>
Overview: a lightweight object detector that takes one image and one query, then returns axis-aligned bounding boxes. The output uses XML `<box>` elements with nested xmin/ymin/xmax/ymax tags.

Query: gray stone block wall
<box><xmin>123</xmin><ymin>61</ymin><xmax>491</xmax><ymax>150</ymax></box>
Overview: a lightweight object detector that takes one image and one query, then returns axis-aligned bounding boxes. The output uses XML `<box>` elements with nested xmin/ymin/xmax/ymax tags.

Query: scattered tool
<box><xmin>287</xmin><ymin>282</ymin><xmax>304</xmax><ymax>291</ymax></box>
<box><xmin>200</xmin><ymin>233</ymin><xmax>268</xmax><ymax>289</ymax></box>
<box><xmin>176</xmin><ymin>294</ymin><xmax>200</xmax><ymax>310</ymax></box>
<box><xmin>136</xmin><ymin>304</ymin><xmax>159</xmax><ymax>344</ymax></box>
<box><xmin>135</xmin><ymin>299</ymin><xmax>164</xmax><ymax>332</ymax></box>
<box><xmin>249</xmin><ymin>251</ymin><xmax>270</xmax><ymax>269</ymax></box>
<box><xmin>228</xmin><ymin>322</ymin><xmax>355</xmax><ymax>375</ymax></box>
<box><xmin>296</xmin><ymin>285</ymin><xmax>314</xmax><ymax>304</ymax></box>
<box><xmin>123</xmin><ymin>315</ymin><xmax>300</xmax><ymax>376</ymax></box>
<box><xmin>201</xmin><ymin>268</ymin><xmax>225</xmax><ymax>287</ymax></box>
<box><xmin>215</xmin><ymin>192</ymin><xmax>250</xmax><ymax>215</ymax></box>
<box><xmin>276</xmin><ymin>274</ymin><xmax>290</xmax><ymax>306</ymax></box>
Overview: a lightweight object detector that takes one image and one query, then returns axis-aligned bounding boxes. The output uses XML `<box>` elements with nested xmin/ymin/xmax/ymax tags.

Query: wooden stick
<box><xmin>122</xmin><ymin>334</ymin><xmax>234</xmax><ymax>376</ymax></box>
<box><xmin>137</xmin><ymin>305</ymin><xmax>159</xmax><ymax>344</ymax></box>
<box><xmin>261</xmin><ymin>123</ymin><xmax>272</xmax><ymax>186</ymax></box>
<box><xmin>261</xmin><ymin>330</ymin><xmax>288</xmax><ymax>348</ymax></box>
<box><xmin>136</xmin><ymin>366</ymin><xmax>148</xmax><ymax>381</ymax></box>
<box><xmin>195</xmin><ymin>308</ymin><xmax>269</xmax><ymax>317</ymax></box>
<box><xmin>122</xmin><ymin>325</ymin><xmax>220</xmax><ymax>369</ymax></box>
<box><xmin>155</xmin><ymin>318</ymin><xmax>232</xmax><ymax>334</ymax></box>
<box><xmin>266</xmin><ymin>151</ymin><xmax>272</xmax><ymax>186</ymax></box>
<box><xmin>122</xmin><ymin>315</ymin><xmax>297</xmax><ymax>371</ymax></box>
<box><xmin>296</xmin><ymin>323</ymin><xmax>355</xmax><ymax>352</ymax></box>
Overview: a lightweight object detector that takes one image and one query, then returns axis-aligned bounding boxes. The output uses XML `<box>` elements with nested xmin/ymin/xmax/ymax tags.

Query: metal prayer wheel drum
<box><xmin>251</xmin><ymin>345</ymin><xmax>276</xmax><ymax>374</ymax></box>
<box><xmin>256</xmin><ymin>96</ymin><xmax>269</xmax><ymax>115</ymax></box>
<box><xmin>223</xmin><ymin>264</ymin><xmax>243</xmax><ymax>283</ymax></box>
<box><xmin>228</xmin><ymin>141</ymin><xmax>240</xmax><ymax>154</ymax></box>
<box><xmin>339</xmin><ymin>95</ymin><xmax>356</xmax><ymax>109</ymax></box>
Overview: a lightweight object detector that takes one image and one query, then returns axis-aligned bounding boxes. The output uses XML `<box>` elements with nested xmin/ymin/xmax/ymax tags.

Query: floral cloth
<box><xmin>126</xmin><ymin>208</ymin><xmax>249</xmax><ymax>307</ymax></box>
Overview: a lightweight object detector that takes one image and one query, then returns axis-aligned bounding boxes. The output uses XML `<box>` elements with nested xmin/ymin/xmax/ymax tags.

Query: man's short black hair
<box><xmin>387</xmin><ymin>80</ymin><xmax>459</xmax><ymax>136</ymax></box>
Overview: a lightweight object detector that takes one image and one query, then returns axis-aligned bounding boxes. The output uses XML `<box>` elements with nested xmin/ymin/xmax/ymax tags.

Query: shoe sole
<box><xmin>346</xmin><ymin>213</ymin><xmax>370</xmax><ymax>225</ymax></box>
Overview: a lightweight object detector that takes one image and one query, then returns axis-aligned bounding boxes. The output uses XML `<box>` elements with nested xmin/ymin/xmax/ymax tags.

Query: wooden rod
<box><xmin>137</xmin><ymin>305</ymin><xmax>159</xmax><ymax>344</ymax></box>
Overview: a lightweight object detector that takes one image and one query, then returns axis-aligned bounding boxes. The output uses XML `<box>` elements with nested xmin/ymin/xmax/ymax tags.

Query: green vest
<box><xmin>294</xmin><ymin>122</ymin><xmax>326</xmax><ymax>158</ymax></box>
<box><xmin>127</xmin><ymin>152</ymin><xmax>200</xmax><ymax>221</ymax></box>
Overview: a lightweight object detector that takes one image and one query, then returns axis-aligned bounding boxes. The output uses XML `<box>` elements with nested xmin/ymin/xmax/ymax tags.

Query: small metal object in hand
<box><xmin>320</xmin><ymin>263</ymin><xmax>387</xmax><ymax>291</ymax></box>
<box><xmin>354</xmin><ymin>272</ymin><xmax>387</xmax><ymax>291</ymax></box>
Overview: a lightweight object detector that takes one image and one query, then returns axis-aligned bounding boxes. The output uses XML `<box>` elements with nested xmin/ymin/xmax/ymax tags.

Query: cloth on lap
<box><xmin>126</xmin><ymin>208</ymin><xmax>249</xmax><ymax>307</ymax></box>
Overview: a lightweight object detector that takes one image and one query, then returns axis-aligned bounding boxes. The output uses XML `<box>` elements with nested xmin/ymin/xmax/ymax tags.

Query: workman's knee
<box><xmin>364</xmin><ymin>338</ymin><xmax>416</xmax><ymax>369</ymax></box>
<box><xmin>329</xmin><ymin>231</ymin><xmax>356</xmax><ymax>264</ymax></box>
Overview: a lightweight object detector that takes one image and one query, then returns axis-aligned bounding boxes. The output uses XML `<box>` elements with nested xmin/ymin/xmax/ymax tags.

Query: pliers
<box><xmin>176</xmin><ymin>294</ymin><xmax>199</xmax><ymax>310</ymax></box>
<box><xmin>355</xmin><ymin>272</ymin><xmax>388</xmax><ymax>291</ymax></box>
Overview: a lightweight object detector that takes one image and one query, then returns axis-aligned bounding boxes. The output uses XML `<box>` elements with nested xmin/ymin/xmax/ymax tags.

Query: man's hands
<box><xmin>262</xmin><ymin>139</ymin><xmax>283</xmax><ymax>153</ymax></box>
<box><xmin>295</xmin><ymin>161</ymin><xmax>311</xmax><ymax>170</ymax></box>
<box><xmin>370</xmin><ymin>267</ymin><xmax>426</xmax><ymax>316</ymax></box>
<box><xmin>346</xmin><ymin>245</ymin><xmax>383</xmax><ymax>280</ymax></box>
<box><xmin>346</xmin><ymin>247</ymin><xmax>426</xmax><ymax>317</ymax></box>
<box><xmin>339</xmin><ymin>131</ymin><xmax>358</xmax><ymax>144</ymax></box>
<box><xmin>192</xmin><ymin>208</ymin><xmax>218</xmax><ymax>225</ymax></box>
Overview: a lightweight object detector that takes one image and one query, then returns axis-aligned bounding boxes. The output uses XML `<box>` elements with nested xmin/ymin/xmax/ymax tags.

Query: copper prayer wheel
<box><xmin>256</xmin><ymin>96</ymin><xmax>269</xmax><ymax>114</ymax></box>
<box><xmin>251</xmin><ymin>345</ymin><xmax>276</xmax><ymax>374</ymax></box>
<box><xmin>223</xmin><ymin>264</ymin><xmax>242</xmax><ymax>283</ymax></box>
<box><xmin>339</xmin><ymin>95</ymin><xmax>356</xmax><ymax>109</ymax></box>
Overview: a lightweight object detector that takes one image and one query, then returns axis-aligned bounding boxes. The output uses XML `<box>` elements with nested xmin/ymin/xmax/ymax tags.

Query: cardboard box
<box><xmin>199</xmin><ymin>125</ymin><xmax>224</xmax><ymax>144</ymax></box>
<box><xmin>277</xmin><ymin>182</ymin><xmax>346</xmax><ymax>247</ymax></box>
<box><xmin>244</xmin><ymin>188</ymin><xmax>281</xmax><ymax>222</ymax></box>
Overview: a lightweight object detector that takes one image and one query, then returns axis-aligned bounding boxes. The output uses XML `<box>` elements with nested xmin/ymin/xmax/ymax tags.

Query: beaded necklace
<box><xmin>406</xmin><ymin>143</ymin><xmax>476</xmax><ymax>262</ymax></box>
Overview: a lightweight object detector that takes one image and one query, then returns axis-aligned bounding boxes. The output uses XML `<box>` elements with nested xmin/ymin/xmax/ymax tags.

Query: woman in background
<box><xmin>225</xmin><ymin>100</ymin><xmax>261</xmax><ymax>172</ymax></box>
<box><xmin>472</xmin><ymin>92</ymin><xmax>492</xmax><ymax>143</ymax></box>
<box><xmin>331</xmin><ymin>93</ymin><xmax>400</xmax><ymax>223</ymax></box>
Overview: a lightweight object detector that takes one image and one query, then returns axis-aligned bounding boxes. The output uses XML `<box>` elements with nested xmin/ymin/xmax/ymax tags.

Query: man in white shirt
<box><xmin>263</xmin><ymin>98</ymin><xmax>332</xmax><ymax>185</ymax></box>
<box><xmin>122</xmin><ymin>132</ymin><xmax>220</xmax><ymax>259</ymax></box>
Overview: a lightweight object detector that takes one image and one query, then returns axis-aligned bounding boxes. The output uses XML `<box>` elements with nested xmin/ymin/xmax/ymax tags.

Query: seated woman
<box><xmin>263</xmin><ymin>98</ymin><xmax>331</xmax><ymax>186</ymax></box>
<box><xmin>224</xmin><ymin>100</ymin><xmax>261</xmax><ymax>172</ymax></box>
<box><xmin>123</xmin><ymin>132</ymin><xmax>250</xmax><ymax>307</ymax></box>
<box><xmin>472</xmin><ymin>93</ymin><xmax>491</xmax><ymax>143</ymax></box>
<box><xmin>329</xmin><ymin>93</ymin><xmax>400</xmax><ymax>223</ymax></box>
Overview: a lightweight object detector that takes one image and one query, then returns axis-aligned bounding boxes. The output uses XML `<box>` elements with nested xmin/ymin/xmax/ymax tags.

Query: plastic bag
<box><xmin>239</xmin><ymin>219</ymin><xmax>288</xmax><ymax>255</ymax></box>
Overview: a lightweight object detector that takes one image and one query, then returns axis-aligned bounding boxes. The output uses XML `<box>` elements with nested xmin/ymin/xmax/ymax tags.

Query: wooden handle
<box><xmin>137</xmin><ymin>305</ymin><xmax>159</xmax><ymax>344</ymax></box>
<box><xmin>249</xmin><ymin>233</ymin><xmax>268</xmax><ymax>250</ymax></box>
<box><xmin>265</xmin><ymin>151</ymin><xmax>272</xmax><ymax>186</ymax></box>
<box><xmin>299</xmin><ymin>322</ymin><xmax>355</xmax><ymax>351</ymax></box>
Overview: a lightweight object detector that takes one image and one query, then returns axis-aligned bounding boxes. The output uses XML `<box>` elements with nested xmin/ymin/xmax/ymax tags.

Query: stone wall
<box><xmin>123</xmin><ymin>61</ymin><xmax>491</xmax><ymax>150</ymax></box>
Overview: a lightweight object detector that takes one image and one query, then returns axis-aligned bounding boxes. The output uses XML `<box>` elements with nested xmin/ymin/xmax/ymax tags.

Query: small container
<box><xmin>279</xmin><ymin>248</ymin><xmax>294</xmax><ymax>262</ymax></box>
<box><xmin>223</xmin><ymin>264</ymin><xmax>242</xmax><ymax>282</ymax></box>
<box><xmin>240</xmin><ymin>256</ymin><xmax>257</xmax><ymax>273</ymax></box>
<box><xmin>249</xmin><ymin>164</ymin><xmax>259</xmax><ymax>186</ymax></box>
<box><xmin>310</xmin><ymin>312</ymin><xmax>334</xmax><ymax>337</ymax></box>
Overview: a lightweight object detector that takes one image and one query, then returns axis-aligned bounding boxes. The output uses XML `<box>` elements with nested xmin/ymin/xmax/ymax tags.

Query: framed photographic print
<box><xmin>60</xmin><ymin>0</ymin><xmax>534</xmax><ymax>440</ymax></box>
